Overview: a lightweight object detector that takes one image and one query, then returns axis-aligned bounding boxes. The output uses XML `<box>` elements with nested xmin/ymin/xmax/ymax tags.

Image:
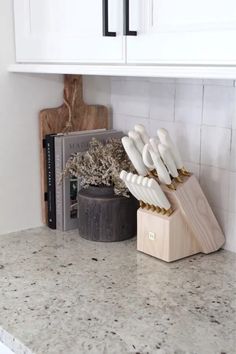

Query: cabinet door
<box><xmin>127</xmin><ymin>0</ymin><xmax>236</xmax><ymax>65</ymax></box>
<box><xmin>14</xmin><ymin>0</ymin><xmax>125</xmax><ymax>63</ymax></box>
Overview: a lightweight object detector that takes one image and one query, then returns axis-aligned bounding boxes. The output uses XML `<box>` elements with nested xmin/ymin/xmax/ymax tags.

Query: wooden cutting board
<box><xmin>39</xmin><ymin>75</ymin><xmax>109</xmax><ymax>224</ymax></box>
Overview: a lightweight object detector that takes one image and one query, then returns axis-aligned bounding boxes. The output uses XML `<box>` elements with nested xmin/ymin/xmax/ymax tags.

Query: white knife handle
<box><xmin>157</xmin><ymin>128</ymin><xmax>184</xmax><ymax>169</ymax></box>
<box><xmin>142</xmin><ymin>144</ymin><xmax>155</xmax><ymax>170</ymax></box>
<box><xmin>149</xmin><ymin>178</ymin><xmax>171</xmax><ymax>210</ymax></box>
<box><xmin>130</xmin><ymin>174</ymin><xmax>147</xmax><ymax>203</ymax></box>
<box><xmin>134</xmin><ymin>124</ymin><xmax>150</xmax><ymax>144</ymax></box>
<box><xmin>122</xmin><ymin>137</ymin><xmax>148</xmax><ymax>176</ymax></box>
<box><xmin>142</xmin><ymin>177</ymin><xmax>161</xmax><ymax>208</ymax></box>
<box><xmin>128</xmin><ymin>130</ymin><xmax>145</xmax><ymax>155</ymax></box>
<box><xmin>136</xmin><ymin>175</ymin><xmax>153</xmax><ymax>205</ymax></box>
<box><xmin>136</xmin><ymin>175</ymin><xmax>147</xmax><ymax>204</ymax></box>
<box><xmin>123</xmin><ymin>172</ymin><xmax>142</xmax><ymax>201</ymax></box>
<box><xmin>149</xmin><ymin>137</ymin><xmax>160</xmax><ymax>154</ymax></box>
<box><xmin>158</xmin><ymin>144</ymin><xmax>179</xmax><ymax>178</ymax></box>
<box><xmin>120</xmin><ymin>171</ymin><xmax>134</xmax><ymax>197</ymax></box>
<box><xmin>149</xmin><ymin>148</ymin><xmax>172</xmax><ymax>185</ymax></box>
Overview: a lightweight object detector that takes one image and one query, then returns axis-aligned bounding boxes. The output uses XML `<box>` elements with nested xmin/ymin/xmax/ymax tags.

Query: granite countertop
<box><xmin>0</xmin><ymin>227</ymin><xmax>235</xmax><ymax>354</ymax></box>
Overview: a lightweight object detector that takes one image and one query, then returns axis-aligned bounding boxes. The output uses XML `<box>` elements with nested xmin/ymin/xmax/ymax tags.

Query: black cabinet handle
<box><xmin>103</xmin><ymin>0</ymin><xmax>116</xmax><ymax>37</ymax></box>
<box><xmin>124</xmin><ymin>0</ymin><xmax>137</xmax><ymax>36</ymax></box>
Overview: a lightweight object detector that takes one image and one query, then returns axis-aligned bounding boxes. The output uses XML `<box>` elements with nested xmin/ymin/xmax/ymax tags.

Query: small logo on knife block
<box><xmin>148</xmin><ymin>232</ymin><xmax>156</xmax><ymax>241</ymax></box>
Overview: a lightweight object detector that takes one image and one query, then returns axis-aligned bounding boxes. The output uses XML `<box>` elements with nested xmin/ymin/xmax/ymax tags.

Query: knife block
<box><xmin>137</xmin><ymin>174</ymin><xmax>225</xmax><ymax>262</ymax></box>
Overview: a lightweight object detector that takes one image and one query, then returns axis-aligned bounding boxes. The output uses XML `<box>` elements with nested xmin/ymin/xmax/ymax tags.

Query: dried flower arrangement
<box><xmin>62</xmin><ymin>138</ymin><xmax>135</xmax><ymax>197</ymax></box>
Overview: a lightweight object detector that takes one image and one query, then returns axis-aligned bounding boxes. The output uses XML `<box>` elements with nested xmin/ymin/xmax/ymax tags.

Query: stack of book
<box><xmin>45</xmin><ymin>129</ymin><xmax>123</xmax><ymax>231</ymax></box>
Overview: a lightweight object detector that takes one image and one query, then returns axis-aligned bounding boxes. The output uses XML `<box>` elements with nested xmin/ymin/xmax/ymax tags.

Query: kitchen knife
<box><xmin>128</xmin><ymin>130</ymin><xmax>145</xmax><ymax>155</ymax></box>
<box><xmin>157</xmin><ymin>128</ymin><xmax>190</xmax><ymax>176</ymax></box>
<box><xmin>147</xmin><ymin>144</ymin><xmax>176</xmax><ymax>189</ymax></box>
<box><xmin>122</xmin><ymin>137</ymin><xmax>148</xmax><ymax>176</ymax></box>
<box><xmin>149</xmin><ymin>137</ymin><xmax>160</xmax><ymax>153</ymax></box>
<box><xmin>136</xmin><ymin>175</ymin><xmax>151</xmax><ymax>209</ymax></box>
<box><xmin>158</xmin><ymin>143</ymin><xmax>183</xmax><ymax>183</ymax></box>
<box><xmin>125</xmin><ymin>172</ymin><xmax>143</xmax><ymax>202</ymax></box>
<box><xmin>142</xmin><ymin>177</ymin><xmax>161</xmax><ymax>212</ymax></box>
<box><xmin>131</xmin><ymin>173</ymin><xmax>148</xmax><ymax>209</ymax></box>
<box><xmin>142</xmin><ymin>143</ymin><xmax>155</xmax><ymax>170</ymax></box>
<box><xmin>148</xmin><ymin>178</ymin><xmax>173</xmax><ymax>216</ymax></box>
<box><xmin>134</xmin><ymin>124</ymin><xmax>150</xmax><ymax>144</ymax></box>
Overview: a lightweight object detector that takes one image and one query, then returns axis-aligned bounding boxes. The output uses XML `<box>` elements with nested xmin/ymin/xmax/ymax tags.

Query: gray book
<box><xmin>55</xmin><ymin>130</ymin><xmax>124</xmax><ymax>231</ymax></box>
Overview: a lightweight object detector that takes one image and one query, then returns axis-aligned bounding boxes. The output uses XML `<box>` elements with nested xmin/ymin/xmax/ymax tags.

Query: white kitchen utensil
<box><xmin>149</xmin><ymin>178</ymin><xmax>171</xmax><ymax>212</ymax></box>
<box><xmin>148</xmin><ymin>145</ymin><xmax>172</xmax><ymax>186</ymax></box>
<box><xmin>142</xmin><ymin>177</ymin><xmax>161</xmax><ymax>212</ymax></box>
<box><xmin>128</xmin><ymin>130</ymin><xmax>145</xmax><ymax>155</ymax></box>
<box><xmin>131</xmin><ymin>173</ymin><xmax>148</xmax><ymax>208</ymax></box>
<box><xmin>134</xmin><ymin>124</ymin><xmax>150</xmax><ymax>144</ymax></box>
<box><xmin>122</xmin><ymin>137</ymin><xmax>148</xmax><ymax>176</ymax></box>
<box><xmin>157</xmin><ymin>128</ymin><xmax>190</xmax><ymax>176</ymax></box>
<box><xmin>149</xmin><ymin>137</ymin><xmax>160</xmax><ymax>153</ymax></box>
<box><xmin>120</xmin><ymin>171</ymin><xmax>139</xmax><ymax>201</ymax></box>
<box><xmin>157</xmin><ymin>128</ymin><xmax>181</xmax><ymax>168</ymax></box>
<box><xmin>126</xmin><ymin>172</ymin><xmax>142</xmax><ymax>201</ymax></box>
<box><xmin>136</xmin><ymin>175</ymin><xmax>152</xmax><ymax>207</ymax></box>
<box><xmin>158</xmin><ymin>143</ymin><xmax>183</xmax><ymax>182</ymax></box>
<box><xmin>142</xmin><ymin>177</ymin><xmax>156</xmax><ymax>206</ymax></box>
<box><xmin>142</xmin><ymin>143</ymin><xmax>155</xmax><ymax>170</ymax></box>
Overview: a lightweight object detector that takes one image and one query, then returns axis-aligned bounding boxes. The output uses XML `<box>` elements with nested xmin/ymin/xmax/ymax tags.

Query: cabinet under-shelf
<box><xmin>8</xmin><ymin>63</ymin><xmax>236</xmax><ymax>79</ymax></box>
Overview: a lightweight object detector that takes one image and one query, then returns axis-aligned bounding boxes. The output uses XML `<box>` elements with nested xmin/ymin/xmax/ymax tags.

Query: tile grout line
<box><xmin>199</xmin><ymin>83</ymin><xmax>205</xmax><ymax>185</ymax></box>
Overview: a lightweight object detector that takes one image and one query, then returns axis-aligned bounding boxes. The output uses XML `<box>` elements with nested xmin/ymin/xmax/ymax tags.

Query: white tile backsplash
<box><xmin>150</xmin><ymin>83</ymin><xmax>175</xmax><ymax>121</ymax></box>
<box><xmin>201</xmin><ymin>126</ymin><xmax>231</xmax><ymax>169</ymax></box>
<box><xmin>230</xmin><ymin>129</ymin><xmax>236</xmax><ymax>172</ymax></box>
<box><xmin>203</xmin><ymin>85</ymin><xmax>235</xmax><ymax>128</ymax></box>
<box><xmin>112</xmin><ymin>114</ymin><xmax>150</xmax><ymax>135</ymax></box>
<box><xmin>225</xmin><ymin>213</ymin><xmax>236</xmax><ymax>252</ymax></box>
<box><xmin>200</xmin><ymin>165</ymin><xmax>229</xmax><ymax>211</ymax></box>
<box><xmin>229</xmin><ymin>172</ymin><xmax>236</xmax><ymax>214</ymax></box>
<box><xmin>84</xmin><ymin>76</ymin><xmax>236</xmax><ymax>252</ymax></box>
<box><xmin>175</xmin><ymin>84</ymin><xmax>203</xmax><ymax>125</ymax></box>
<box><xmin>212</xmin><ymin>207</ymin><xmax>229</xmax><ymax>235</ymax></box>
<box><xmin>183</xmin><ymin>162</ymin><xmax>200</xmax><ymax>180</ymax></box>
<box><xmin>111</xmin><ymin>79</ymin><xmax>149</xmax><ymax>118</ymax></box>
<box><xmin>203</xmin><ymin>79</ymin><xmax>235</xmax><ymax>87</ymax></box>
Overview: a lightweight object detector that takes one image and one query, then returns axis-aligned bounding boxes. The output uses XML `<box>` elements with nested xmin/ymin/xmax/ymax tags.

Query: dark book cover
<box><xmin>45</xmin><ymin>134</ymin><xmax>57</xmax><ymax>229</ymax></box>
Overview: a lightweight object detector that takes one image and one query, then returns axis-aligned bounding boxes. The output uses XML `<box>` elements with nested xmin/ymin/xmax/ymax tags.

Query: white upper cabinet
<box><xmin>13</xmin><ymin>0</ymin><xmax>236</xmax><ymax>68</ymax></box>
<box><xmin>126</xmin><ymin>0</ymin><xmax>236</xmax><ymax>65</ymax></box>
<box><xmin>14</xmin><ymin>0</ymin><xmax>125</xmax><ymax>63</ymax></box>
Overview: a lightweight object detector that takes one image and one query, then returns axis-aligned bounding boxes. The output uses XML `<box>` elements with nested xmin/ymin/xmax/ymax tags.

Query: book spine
<box><xmin>55</xmin><ymin>138</ymin><xmax>64</xmax><ymax>231</ymax></box>
<box><xmin>45</xmin><ymin>135</ymin><xmax>56</xmax><ymax>229</ymax></box>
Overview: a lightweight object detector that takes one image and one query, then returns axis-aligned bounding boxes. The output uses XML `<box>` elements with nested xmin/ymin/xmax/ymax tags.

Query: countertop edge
<box><xmin>0</xmin><ymin>326</ymin><xmax>33</xmax><ymax>354</ymax></box>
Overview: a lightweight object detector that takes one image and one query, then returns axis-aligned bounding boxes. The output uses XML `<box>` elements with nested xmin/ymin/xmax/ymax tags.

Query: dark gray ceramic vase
<box><xmin>78</xmin><ymin>186</ymin><xmax>138</xmax><ymax>242</ymax></box>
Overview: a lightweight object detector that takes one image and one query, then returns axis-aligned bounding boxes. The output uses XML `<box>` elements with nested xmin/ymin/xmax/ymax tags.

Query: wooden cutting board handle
<box><xmin>39</xmin><ymin>75</ymin><xmax>109</xmax><ymax>224</ymax></box>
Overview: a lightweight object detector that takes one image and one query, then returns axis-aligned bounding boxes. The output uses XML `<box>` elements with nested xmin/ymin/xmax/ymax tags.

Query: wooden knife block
<box><xmin>137</xmin><ymin>174</ymin><xmax>225</xmax><ymax>262</ymax></box>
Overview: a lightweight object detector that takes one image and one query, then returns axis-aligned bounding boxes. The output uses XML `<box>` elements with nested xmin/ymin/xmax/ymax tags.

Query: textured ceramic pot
<box><xmin>78</xmin><ymin>186</ymin><xmax>138</xmax><ymax>242</ymax></box>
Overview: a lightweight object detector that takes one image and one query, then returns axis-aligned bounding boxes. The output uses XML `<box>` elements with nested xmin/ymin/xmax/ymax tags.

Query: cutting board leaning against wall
<box><xmin>39</xmin><ymin>75</ymin><xmax>109</xmax><ymax>224</ymax></box>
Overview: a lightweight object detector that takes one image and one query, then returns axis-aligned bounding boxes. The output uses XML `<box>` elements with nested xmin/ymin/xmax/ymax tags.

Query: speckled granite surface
<box><xmin>0</xmin><ymin>227</ymin><xmax>235</xmax><ymax>354</ymax></box>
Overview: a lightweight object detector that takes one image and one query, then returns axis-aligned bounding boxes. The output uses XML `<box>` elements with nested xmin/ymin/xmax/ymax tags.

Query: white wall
<box><xmin>0</xmin><ymin>0</ymin><xmax>63</xmax><ymax>234</ymax></box>
<box><xmin>84</xmin><ymin>76</ymin><xmax>236</xmax><ymax>253</ymax></box>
